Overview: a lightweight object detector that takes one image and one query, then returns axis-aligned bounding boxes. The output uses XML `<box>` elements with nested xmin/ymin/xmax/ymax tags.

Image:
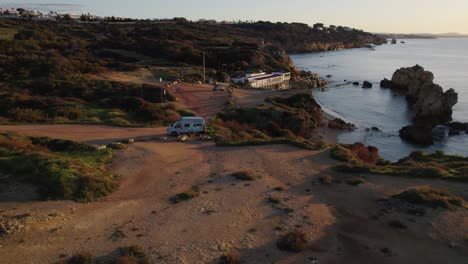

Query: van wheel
<box><xmin>171</xmin><ymin>131</ymin><xmax>178</xmax><ymax>137</ymax></box>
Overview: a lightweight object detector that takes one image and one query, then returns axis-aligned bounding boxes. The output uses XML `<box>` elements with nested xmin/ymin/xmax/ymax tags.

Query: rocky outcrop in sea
<box><xmin>380</xmin><ymin>65</ymin><xmax>459</xmax><ymax>145</ymax></box>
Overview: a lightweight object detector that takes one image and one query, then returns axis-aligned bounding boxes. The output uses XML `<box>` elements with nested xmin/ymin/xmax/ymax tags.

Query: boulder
<box><xmin>380</xmin><ymin>78</ymin><xmax>393</xmax><ymax>88</ymax></box>
<box><xmin>388</xmin><ymin>65</ymin><xmax>458</xmax><ymax>126</ymax></box>
<box><xmin>399</xmin><ymin>125</ymin><xmax>433</xmax><ymax>146</ymax></box>
<box><xmin>371</xmin><ymin>127</ymin><xmax>380</xmax><ymax>132</ymax></box>
<box><xmin>352</xmin><ymin>82</ymin><xmax>360</xmax><ymax>86</ymax></box>
<box><xmin>362</xmin><ymin>81</ymin><xmax>373</xmax><ymax>88</ymax></box>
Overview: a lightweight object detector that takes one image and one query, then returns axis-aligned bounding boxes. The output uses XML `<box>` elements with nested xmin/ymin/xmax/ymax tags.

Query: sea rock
<box><xmin>446</xmin><ymin>122</ymin><xmax>468</xmax><ymax>136</ymax></box>
<box><xmin>389</xmin><ymin>65</ymin><xmax>458</xmax><ymax>126</ymax></box>
<box><xmin>399</xmin><ymin>125</ymin><xmax>433</xmax><ymax>146</ymax></box>
<box><xmin>362</xmin><ymin>81</ymin><xmax>373</xmax><ymax>88</ymax></box>
<box><xmin>380</xmin><ymin>78</ymin><xmax>393</xmax><ymax>88</ymax></box>
<box><xmin>371</xmin><ymin>127</ymin><xmax>380</xmax><ymax>132</ymax></box>
<box><xmin>328</xmin><ymin>118</ymin><xmax>356</xmax><ymax>131</ymax></box>
<box><xmin>352</xmin><ymin>82</ymin><xmax>360</xmax><ymax>86</ymax></box>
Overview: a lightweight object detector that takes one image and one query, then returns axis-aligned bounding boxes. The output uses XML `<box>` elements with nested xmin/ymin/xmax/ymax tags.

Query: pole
<box><xmin>203</xmin><ymin>52</ymin><xmax>206</xmax><ymax>84</ymax></box>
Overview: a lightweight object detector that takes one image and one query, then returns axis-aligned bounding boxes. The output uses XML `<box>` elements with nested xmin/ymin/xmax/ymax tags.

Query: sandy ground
<box><xmin>0</xmin><ymin>125</ymin><xmax>467</xmax><ymax>264</ymax></box>
<box><xmin>0</xmin><ymin>84</ymin><xmax>467</xmax><ymax>263</ymax></box>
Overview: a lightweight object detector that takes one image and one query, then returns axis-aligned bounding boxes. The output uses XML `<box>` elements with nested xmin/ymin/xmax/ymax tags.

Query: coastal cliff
<box><xmin>236</xmin><ymin>21</ymin><xmax>386</xmax><ymax>54</ymax></box>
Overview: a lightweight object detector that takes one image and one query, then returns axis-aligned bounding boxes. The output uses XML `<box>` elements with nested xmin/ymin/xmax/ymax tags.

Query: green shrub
<box><xmin>107</xmin><ymin>142</ymin><xmax>128</xmax><ymax>150</ymax></box>
<box><xmin>330</xmin><ymin>145</ymin><xmax>353</xmax><ymax>162</ymax></box>
<box><xmin>0</xmin><ymin>133</ymin><xmax>118</xmax><ymax>201</ymax></box>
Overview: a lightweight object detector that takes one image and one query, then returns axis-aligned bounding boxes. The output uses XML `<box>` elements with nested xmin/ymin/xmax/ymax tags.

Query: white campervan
<box><xmin>167</xmin><ymin>117</ymin><xmax>206</xmax><ymax>136</ymax></box>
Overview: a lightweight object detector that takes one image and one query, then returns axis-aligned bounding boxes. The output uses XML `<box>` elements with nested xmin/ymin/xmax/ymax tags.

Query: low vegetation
<box><xmin>170</xmin><ymin>186</ymin><xmax>200</xmax><ymax>204</ymax></box>
<box><xmin>0</xmin><ymin>132</ymin><xmax>118</xmax><ymax>201</ymax></box>
<box><xmin>330</xmin><ymin>145</ymin><xmax>353</xmax><ymax>162</ymax></box>
<box><xmin>116</xmin><ymin>245</ymin><xmax>149</xmax><ymax>264</ymax></box>
<box><xmin>231</xmin><ymin>171</ymin><xmax>258</xmax><ymax>181</ymax></box>
<box><xmin>211</xmin><ymin>94</ymin><xmax>328</xmax><ymax>150</ymax></box>
<box><xmin>63</xmin><ymin>246</ymin><xmax>148</xmax><ymax>264</ymax></box>
<box><xmin>335</xmin><ymin>151</ymin><xmax>467</xmax><ymax>182</ymax></box>
<box><xmin>65</xmin><ymin>252</ymin><xmax>93</xmax><ymax>264</ymax></box>
<box><xmin>219</xmin><ymin>252</ymin><xmax>241</xmax><ymax>264</ymax></box>
<box><xmin>276</xmin><ymin>229</ymin><xmax>308</xmax><ymax>252</ymax></box>
<box><xmin>391</xmin><ymin>186</ymin><xmax>466</xmax><ymax>210</ymax></box>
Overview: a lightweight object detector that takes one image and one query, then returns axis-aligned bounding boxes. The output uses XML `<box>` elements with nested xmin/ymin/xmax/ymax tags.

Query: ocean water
<box><xmin>291</xmin><ymin>38</ymin><xmax>468</xmax><ymax>160</ymax></box>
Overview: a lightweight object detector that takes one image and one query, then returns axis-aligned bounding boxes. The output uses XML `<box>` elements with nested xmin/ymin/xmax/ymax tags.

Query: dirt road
<box><xmin>0</xmin><ymin>125</ymin><xmax>467</xmax><ymax>263</ymax></box>
<box><xmin>169</xmin><ymin>83</ymin><xmax>230</xmax><ymax>121</ymax></box>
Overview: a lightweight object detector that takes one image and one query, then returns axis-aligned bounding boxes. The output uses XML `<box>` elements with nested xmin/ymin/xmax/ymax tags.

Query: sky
<box><xmin>1</xmin><ymin>0</ymin><xmax>468</xmax><ymax>34</ymax></box>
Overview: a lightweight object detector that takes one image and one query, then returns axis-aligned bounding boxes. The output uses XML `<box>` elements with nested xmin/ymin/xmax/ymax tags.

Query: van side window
<box><xmin>175</xmin><ymin>124</ymin><xmax>181</xmax><ymax>128</ymax></box>
<box><xmin>184</xmin><ymin>124</ymin><xmax>190</xmax><ymax>128</ymax></box>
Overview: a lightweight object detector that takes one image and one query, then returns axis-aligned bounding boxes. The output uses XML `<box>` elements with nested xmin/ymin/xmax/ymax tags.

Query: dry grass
<box><xmin>231</xmin><ymin>170</ymin><xmax>258</xmax><ymax>181</ymax></box>
<box><xmin>170</xmin><ymin>186</ymin><xmax>200</xmax><ymax>204</ymax></box>
<box><xmin>276</xmin><ymin>229</ymin><xmax>308</xmax><ymax>252</ymax></box>
<box><xmin>392</xmin><ymin>186</ymin><xmax>466</xmax><ymax>210</ymax></box>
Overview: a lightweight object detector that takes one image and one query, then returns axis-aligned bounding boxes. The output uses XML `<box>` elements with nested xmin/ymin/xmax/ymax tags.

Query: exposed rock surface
<box><xmin>380</xmin><ymin>78</ymin><xmax>393</xmax><ymax>88</ymax></box>
<box><xmin>328</xmin><ymin>118</ymin><xmax>356</xmax><ymax>131</ymax></box>
<box><xmin>342</xmin><ymin>142</ymin><xmax>380</xmax><ymax>165</ymax></box>
<box><xmin>399</xmin><ymin>125</ymin><xmax>433</xmax><ymax>146</ymax></box>
<box><xmin>385</xmin><ymin>65</ymin><xmax>458</xmax><ymax>126</ymax></box>
<box><xmin>362</xmin><ymin>81</ymin><xmax>373</xmax><ymax>88</ymax></box>
<box><xmin>446</xmin><ymin>122</ymin><xmax>468</xmax><ymax>136</ymax></box>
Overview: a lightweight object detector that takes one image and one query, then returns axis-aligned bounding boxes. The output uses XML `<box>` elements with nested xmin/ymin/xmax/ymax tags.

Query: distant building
<box><xmin>232</xmin><ymin>72</ymin><xmax>291</xmax><ymax>90</ymax></box>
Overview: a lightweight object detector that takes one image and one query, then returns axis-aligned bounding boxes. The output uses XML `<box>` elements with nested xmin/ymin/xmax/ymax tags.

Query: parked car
<box><xmin>167</xmin><ymin>117</ymin><xmax>206</xmax><ymax>136</ymax></box>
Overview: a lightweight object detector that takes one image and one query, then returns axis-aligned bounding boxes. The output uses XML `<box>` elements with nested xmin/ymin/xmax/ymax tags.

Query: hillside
<box><xmin>0</xmin><ymin>19</ymin><xmax>385</xmax><ymax>125</ymax></box>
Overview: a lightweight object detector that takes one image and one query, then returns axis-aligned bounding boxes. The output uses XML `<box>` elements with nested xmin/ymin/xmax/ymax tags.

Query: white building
<box><xmin>232</xmin><ymin>72</ymin><xmax>291</xmax><ymax>90</ymax></box>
